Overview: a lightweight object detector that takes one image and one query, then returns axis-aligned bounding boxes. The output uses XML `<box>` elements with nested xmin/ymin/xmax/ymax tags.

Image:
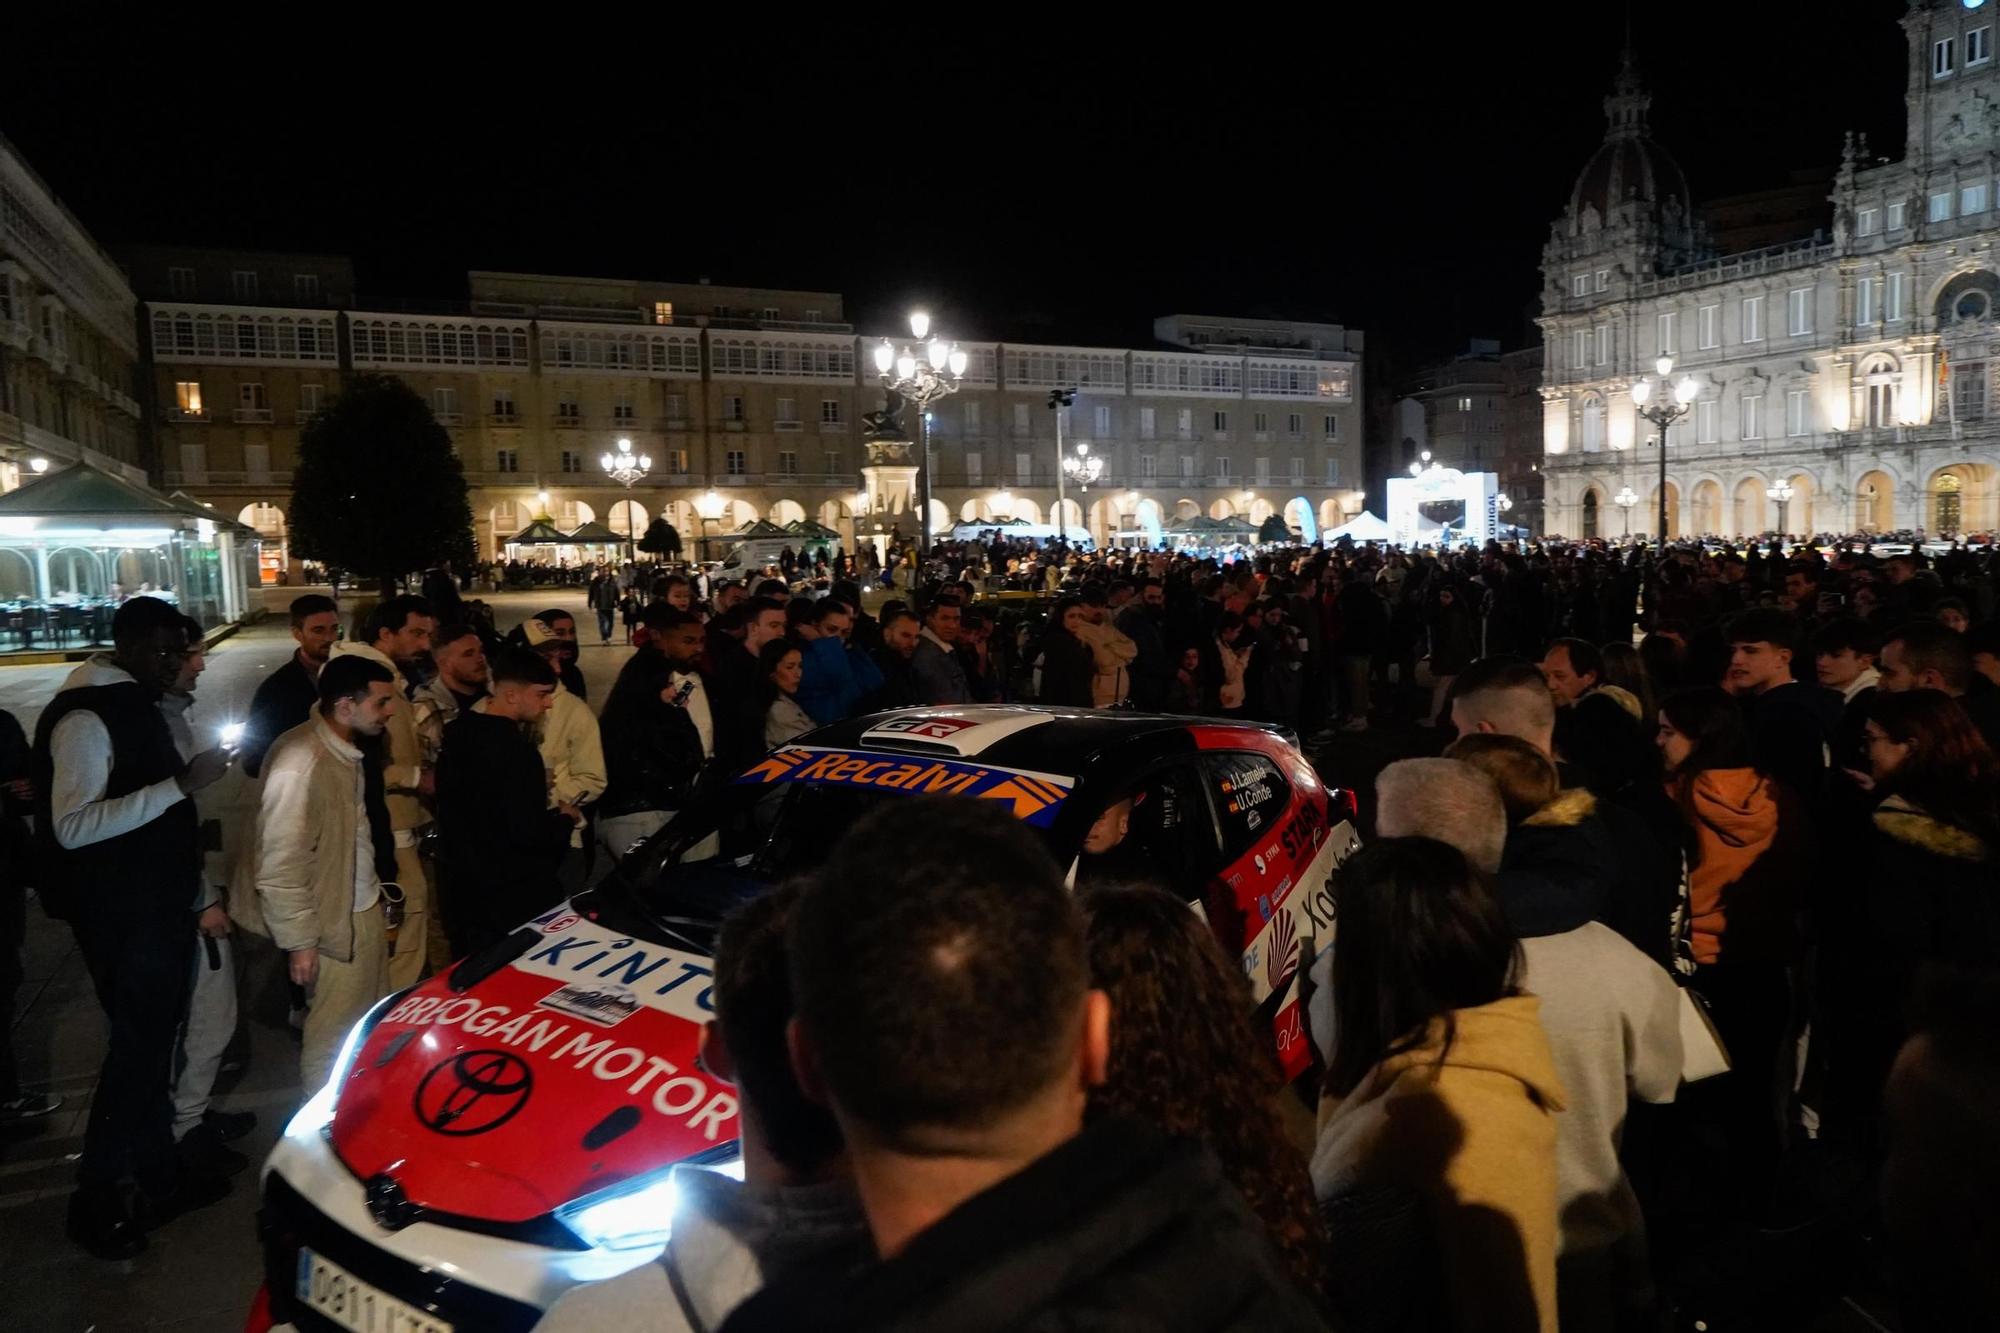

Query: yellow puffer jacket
<box><xmin>1312</xmin><ymin>994</ymin><xmax>1568</xmax><ymax>1333</ymax></box>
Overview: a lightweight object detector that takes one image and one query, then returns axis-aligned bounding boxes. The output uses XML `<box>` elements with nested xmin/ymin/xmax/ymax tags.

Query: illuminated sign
<box><xmin>737</xmin><ymin>746</ymin><xmax>1073</xmax><ymax>826</ymax></box>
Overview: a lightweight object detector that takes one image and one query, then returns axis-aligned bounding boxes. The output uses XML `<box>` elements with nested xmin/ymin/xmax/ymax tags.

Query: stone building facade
<box><xmin>0</xmin><ymin>134</ymin><xmax>145</xmax><ymax>491</ymax></box>
<box><xmin>1540</xmin><ymin>1</ymin><xmax>2000</xmax><ymax>540</ymax></box>
<box><xmin>128</xmin><ymin>255</ymin><xmax>1366</xmax><ymax>574</ymax></box>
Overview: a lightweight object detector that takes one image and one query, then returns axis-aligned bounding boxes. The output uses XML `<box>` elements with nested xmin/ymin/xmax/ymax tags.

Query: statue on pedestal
<box><xmin>862</xmin><ymin>387</ymin><xmax>909</xmax><ymax>442</ymax></box>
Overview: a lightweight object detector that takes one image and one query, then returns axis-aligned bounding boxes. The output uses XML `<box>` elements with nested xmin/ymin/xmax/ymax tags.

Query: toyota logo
<box><xmin>412</xmin><ymin>1050</ymin><xmax>533</xmax><ymax>1136</ymax></box>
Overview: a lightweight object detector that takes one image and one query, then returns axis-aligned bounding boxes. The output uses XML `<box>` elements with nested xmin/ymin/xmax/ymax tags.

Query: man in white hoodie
<box><xmin>1377</xmin><ymin>752</ymin><xmax>1682</xmax><ymax>1332</ymax></box>
<box><xmin>328</xmin><ymin>595</ymin><xmax>434</xmax><ymax>989</ymax></box>
<box><xmin>157</xmin><ymin>616</ymin><xmax>256</xmax><ymax>1179</ymax></box>
<box><xmin>534</xmin><ymin>884</ymin><xmax>866</xmax><ymax>1332</ymax></box>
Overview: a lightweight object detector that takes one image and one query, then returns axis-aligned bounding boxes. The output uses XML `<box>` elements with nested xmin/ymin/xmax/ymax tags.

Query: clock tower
<box><xmin>1906</xmin><ymin>0</ymin><xmax>2000</xmax><ymax>168</ymax></box>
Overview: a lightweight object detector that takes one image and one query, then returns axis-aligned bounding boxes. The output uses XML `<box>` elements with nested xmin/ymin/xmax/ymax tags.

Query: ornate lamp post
<box><xmin>1614</xmin><ymin>484</ymin><xmax>1639</xmax><ymax>536</ymax></box>
<box><xmin>1063</xmin><ymin>442</ymin><xmax>1103</xmax><ymax>494</ymax></box>
<box><xmin>1047</xmin><ymin>387</ymin><xmax>1075</xmax><ymax>544</ymax></box>
<box><xmin>1766</xmin><ymin>478</ymin><xmax>1795</xmax><ymax>537</ymax></box>
<box><xmin>873</xmin><ymin>311</ymin><xmax>967</xmax><ymax>556</ymax></box>
<box><xmin>1629</xmin><ymin>356</ymin><xmax>1698</xmax><ymax>544</ymax></box>
<box><xmin>599</xmin><ymin>436</ymin><xmax>651</xmax><ymax>562</ymax></box>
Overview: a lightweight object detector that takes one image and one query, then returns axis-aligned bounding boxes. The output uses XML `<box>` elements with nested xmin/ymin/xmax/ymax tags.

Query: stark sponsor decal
<box><xmin>379</xmin><ymin>993</ymin><xmax>737</xmax><ymax>1140</ymax></box>
<box><xmin>538</xmin><ymin>982</ymin><xmax>639</xmax><ymax>1028</ymax></box>
<box><xmin>734</xmin><ymin>747</ymin><xmax>1073</xmax><ymax>827</ymax></box>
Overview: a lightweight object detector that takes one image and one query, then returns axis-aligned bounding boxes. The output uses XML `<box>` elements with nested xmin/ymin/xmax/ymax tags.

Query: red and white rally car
<box><xmin>252</xmin><ymin>706</ymin><xmax>1357</xmax><ymax>1333</ymax></box>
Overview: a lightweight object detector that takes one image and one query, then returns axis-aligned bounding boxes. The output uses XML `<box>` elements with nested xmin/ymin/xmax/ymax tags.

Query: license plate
<box><xmin>296</xmin><ymin>1248</ymin><xmax>454</xmax><ymax>1333</ymax></box>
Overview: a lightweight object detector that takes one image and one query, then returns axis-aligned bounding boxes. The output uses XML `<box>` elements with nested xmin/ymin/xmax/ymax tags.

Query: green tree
<box><xmin>1258</xmin><ymin>513</ymin><xmax>1293</xmax><ymax>544</ymax></box>
<box><xmin>289</xmin><ymin>374</ymin><xmax>474</xmax><ymax>597</ymax></box>
<box><xmin>638</xmin><ymin>517</ymin><xmax>683</xmax><ymax>559</ymax></box>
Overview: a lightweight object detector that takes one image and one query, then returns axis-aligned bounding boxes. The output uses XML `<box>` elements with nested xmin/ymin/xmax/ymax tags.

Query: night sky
<box><xmin>5</xmin><ymin>5</ymin><xmax>1907</xmax><ymax>373</ymax></box>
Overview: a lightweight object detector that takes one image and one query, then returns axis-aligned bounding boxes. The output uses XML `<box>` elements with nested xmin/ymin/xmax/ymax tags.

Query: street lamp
<box><xmin>28</xmin><ymin>457</ymin><xmax>48</xmax><ymax>474</ymax></box>
<box><xmin>694</xmin><ymin>488</ymin><xmax>726</xmax><ymax>562</ymax></box>
<box><xmin>1047</xmin><ymin>387</ymin><xmax>1077</xmax><ymax>544</ymax></box>
<box><xmin>1063</xmin><ymin>442</ymin><xmax>1103</xmax><ymax>493</ymax></box>
<box><xmin>599</xmin><ymin>436</ymin><xmax>651</xmax><ymax>563</ymax></box>
<box><xmin>1630</xmin><ymin>355</ymin><xmax>1699</xmax><ymax>544</ymax></box>
<box><xmin>1766</xmin><ymin>478</ymin><xmax>1796</xmax><ymax>537</ymax></box>
<box><xmin>874</xmin><ymin>311</ymin><xmax>967</xmax><ymax>555</ymax></box>
<box><xmin>1614</xmin><ymin>485</ymin><xmax>1639</xmax><ymax>536</ymax></box>
<box><xmin>992</xmin><ymin>489</ymin><xmax>1014</xmax><ymax>521</ymax></box>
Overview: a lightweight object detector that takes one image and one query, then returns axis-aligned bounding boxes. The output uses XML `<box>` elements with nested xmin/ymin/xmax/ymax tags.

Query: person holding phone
<box><xmin>156</xmin><ymin>616</ymin><xmax>255</xmax><ymax>1178</ymax></box>
<box><xmin>30</xmin><ymin>598</ymin><xmax>234</xmax><ymax>1259</ymax></box>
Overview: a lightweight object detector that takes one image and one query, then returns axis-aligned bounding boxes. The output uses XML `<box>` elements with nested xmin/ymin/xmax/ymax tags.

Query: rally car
<box><xmin>251</xmin><ymin>706</ymin><xmax>1358</xmax><ymax>1333</ymax></box>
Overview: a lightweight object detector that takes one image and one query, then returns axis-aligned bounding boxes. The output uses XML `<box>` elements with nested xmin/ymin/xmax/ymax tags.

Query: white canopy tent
<box><xmin>1324</xmin><ymin>511</ymin><xmax>1393</xmax><ymax>543</ymax></box>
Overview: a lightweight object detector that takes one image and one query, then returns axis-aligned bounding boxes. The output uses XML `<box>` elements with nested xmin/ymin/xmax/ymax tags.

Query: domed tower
<box><xmin>1543</xmin><ymin>52</ymin><xmax>1702</xmax><ymax>303</ymax></box>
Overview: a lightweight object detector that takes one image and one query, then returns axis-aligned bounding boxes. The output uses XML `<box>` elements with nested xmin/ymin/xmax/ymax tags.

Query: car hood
<box><xmin>327</xmin><ymin>903</ymin><xmax>740</xmax><ymax>1226</ymax></box>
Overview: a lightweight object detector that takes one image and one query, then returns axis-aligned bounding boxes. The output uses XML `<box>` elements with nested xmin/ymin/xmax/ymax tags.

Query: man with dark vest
<box><xmin>32</xmin><ymin>597</ymin><xmax>233</xmax><ymax>1259</ymax></box>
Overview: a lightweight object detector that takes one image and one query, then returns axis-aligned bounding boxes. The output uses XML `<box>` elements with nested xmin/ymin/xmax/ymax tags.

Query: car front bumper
<box><xmin>259</xmin><ymin>1111</ymin><xmax>661</xmax><ymax>1331</ymax></box>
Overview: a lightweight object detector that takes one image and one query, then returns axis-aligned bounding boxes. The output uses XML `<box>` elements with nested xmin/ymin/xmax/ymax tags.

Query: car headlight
<box><xmin>283</xmin><ymin>991</ymin><xmax>401</xmax><ymax>1141</ymax></box>
<box><xmin>555</xmin><ymin>1152</ymin><xmax>744</xmax><ymax>1252</ymax></box>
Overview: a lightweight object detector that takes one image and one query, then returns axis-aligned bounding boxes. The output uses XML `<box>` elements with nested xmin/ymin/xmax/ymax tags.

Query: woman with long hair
<box><xmin>760</xmin><ymin>638</ymin><xmax>813</xmax><ymax>748</ymax></box>
<box><xmin>1081</xmin><ymin>886</ymin><xmax>1328</xmax><ymax>1301</ymax></box>
<box><xmin>1035</xmin><ymin>596</ymin><xmax>1096</xmax><ymax>706</ymax></box>
<box><xmin>1655</xmin><ymin>686</ymin><xmax>1808</xmax><ymax>1213</ymax></box>
<box><xmin>1844</xmin><ymin>690</ymin><xmax>2000</xmax><ymax>1101</ymax></box>
<box><xmin>1597</xmin><ymin>640</ymin><xmax>1655</xmax><ymax>721</ymax></box>
<box><xmin>1313</xmin><ymin>837</ymin><xmax>1565</xmax><ymax>1333</ymax></box>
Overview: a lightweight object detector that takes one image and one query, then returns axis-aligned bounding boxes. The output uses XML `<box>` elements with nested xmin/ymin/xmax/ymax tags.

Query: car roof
<box><xmin>795</xmin><ymin>705</ymin><xmax>1290</xmax><ymax>775</ymax></box>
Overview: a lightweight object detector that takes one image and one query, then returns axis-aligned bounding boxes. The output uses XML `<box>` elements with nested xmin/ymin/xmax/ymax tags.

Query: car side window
<box><xmin>1203</xmin><ymin>751</ymin><xmax>1292</xmax><ymax>865</ymax></box>
<box><xmin>1075</xmin><ymin>761</ymin><xmax>1220</xmax><ymax>902</ymax></box>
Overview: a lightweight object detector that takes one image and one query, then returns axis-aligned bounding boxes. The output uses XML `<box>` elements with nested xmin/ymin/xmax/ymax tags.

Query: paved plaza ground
<box><xmin>0</xmin><ymin>588</ymin><xmax>1899</xmax><ymax>1332</ymax></box>
<box><xmin>0</xmin><ymin>589</ymin><xmax>624</xmax><ymax>1332</ymax></box>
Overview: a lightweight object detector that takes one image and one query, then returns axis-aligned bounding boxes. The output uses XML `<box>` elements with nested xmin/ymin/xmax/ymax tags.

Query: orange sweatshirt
<box><xmin>1673</xmin><ymin>767</ymin><xmax>1793</xmax><ymax>965</ymax></box>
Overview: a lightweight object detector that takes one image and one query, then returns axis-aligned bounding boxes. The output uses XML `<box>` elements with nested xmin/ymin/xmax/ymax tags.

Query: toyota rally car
<box><xmin>252</xmin><ymin>706</ymin><xmax>1358</xmax><ymax>1333</ymax></box>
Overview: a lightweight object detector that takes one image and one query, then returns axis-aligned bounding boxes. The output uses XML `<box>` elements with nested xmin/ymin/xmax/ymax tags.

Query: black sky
<box><xmin>4</xmin><ymin>5</ymin><xmax>1908</xmax><ymax>371</ymax></box>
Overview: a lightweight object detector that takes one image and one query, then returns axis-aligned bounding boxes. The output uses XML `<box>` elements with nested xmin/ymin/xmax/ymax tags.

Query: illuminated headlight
<box><xmin>283</xmin><ymin>991</ymin><xmax>400</xmax><ymax>1140</ymax></box>
<box><xmin>556</xmin><ymin>1154</ymin><xmax>745</xmax><ymax>1252</ymax></box>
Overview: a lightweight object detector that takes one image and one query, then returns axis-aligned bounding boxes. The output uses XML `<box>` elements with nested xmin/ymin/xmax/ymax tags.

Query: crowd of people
<box><xmin>2</xmin><ymin>525</ymin><xmax>1997</xmax><ymax>1330</ymax></box>
<box><xmin>536</xmin><ymin>531</ymin><xmax>2000</xmax><ymax>1330</ymax></box>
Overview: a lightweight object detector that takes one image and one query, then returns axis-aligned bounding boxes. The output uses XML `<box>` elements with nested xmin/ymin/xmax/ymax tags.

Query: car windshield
<box><xmin>601</xmin><ymin>774</ymin><xmax>1073</xmax><ymax>943</ymax></box>
<box><xmin>756</xmin><ymin>782</ymin><xmax>1068</xmax><ymax>875</ymax></box>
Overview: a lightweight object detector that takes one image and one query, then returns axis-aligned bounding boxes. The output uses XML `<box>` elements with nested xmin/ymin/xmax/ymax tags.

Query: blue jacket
<box><xmin>796</xmin><ymin>636</ymin><xmax>884</xmax><ymax>725</ymax></box>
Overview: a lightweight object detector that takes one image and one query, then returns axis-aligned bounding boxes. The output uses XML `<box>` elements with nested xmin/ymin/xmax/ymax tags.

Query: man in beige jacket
<box><xmin>254</xmin><ymin>655</ymin><xmax>399</xmax><ymax>1089</ymax></box>
<box><xmin>522</xmin><ymin>616</ymin><xmax>607</xmax><ymax>889</ymax></box>
<box><xmin>328</xmin><ymin>595</ymin><xmax>434</xmax><ymax>989</ymax></box>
